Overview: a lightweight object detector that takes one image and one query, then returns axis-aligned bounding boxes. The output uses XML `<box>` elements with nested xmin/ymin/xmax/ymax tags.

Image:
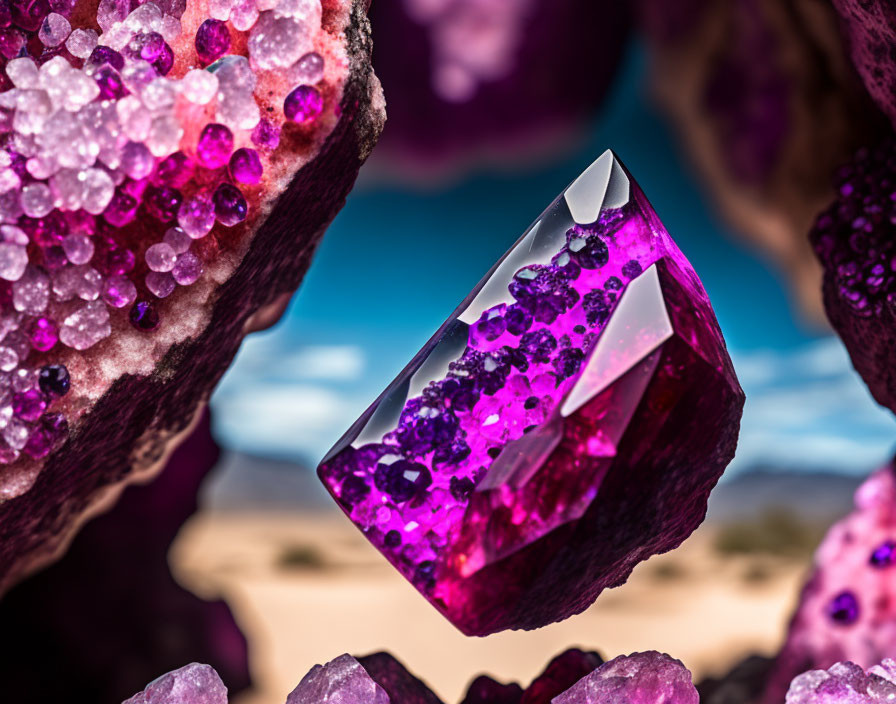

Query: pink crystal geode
<box><xmin>317</xmin><ymin>151</ymin><xmax>745</xmax><ymax>635</ymax></box>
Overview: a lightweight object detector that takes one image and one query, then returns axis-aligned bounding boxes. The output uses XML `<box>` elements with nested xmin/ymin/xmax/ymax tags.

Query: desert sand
<box><xmin>172</xmin><ymin>508</ymin><xmax>810</xmax><ymax>704</ymax></box>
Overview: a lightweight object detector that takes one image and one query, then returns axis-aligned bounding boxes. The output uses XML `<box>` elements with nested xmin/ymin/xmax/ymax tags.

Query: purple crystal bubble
<box><xmin>318</xmin><ymin>151</ymin><xmax>744</xmax><ymax>635</ymax></box>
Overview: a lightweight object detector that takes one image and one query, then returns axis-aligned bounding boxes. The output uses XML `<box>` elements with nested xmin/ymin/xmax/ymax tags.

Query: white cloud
<box><xmin>728</xmin><ymin>338</ymin><xmax>895</xmax><ymax>476</ymax></box>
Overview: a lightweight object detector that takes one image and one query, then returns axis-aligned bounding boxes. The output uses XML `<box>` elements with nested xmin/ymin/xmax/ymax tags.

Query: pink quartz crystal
<box><xmin>762</xmin><ymin>462</ymin><xmax>896</xmax><ymax>703</ymax></box>
<box><xmin>318</xmin><ymin>152</ymin><xmax>744</xmax><ymax>635</ymax></box>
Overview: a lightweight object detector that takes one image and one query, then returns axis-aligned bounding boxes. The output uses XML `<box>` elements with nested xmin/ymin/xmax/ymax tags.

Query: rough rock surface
<box><xmin>640</xmin><ymin>0</ymin><xmax>886</xmax><ymax>322</ymax></box>
<box><xmin>0</xmin><ymin>0</ymin><xmax>384</xmax><ymax>594</ymax></box>
<box><xmin>762</xmin><ymin>463</ymin><xmax>896</xmax><ymax>703</ymax></box>
<box><xmin>832</xmin><ymin>1</ymin><xmax>896</xmax><ymax>130</ymax></box>
<box><xmin>0</xmin><ymin>411</ymin><xmax>250</xmax><ymax>703</ymax></box>
<box><xmin>811</xmin><ymin>140</ymin><xmax>896</xmax><ymax>415</ymax></box>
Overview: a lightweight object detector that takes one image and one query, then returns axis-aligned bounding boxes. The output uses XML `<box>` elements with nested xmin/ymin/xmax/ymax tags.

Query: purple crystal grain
<box><xmin>123</xmin><ymin>663</ymin><xmax>227</xmax><ymax>704</ymax></box>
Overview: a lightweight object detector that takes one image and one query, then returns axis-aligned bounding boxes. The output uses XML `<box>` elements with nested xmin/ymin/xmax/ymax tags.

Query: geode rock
<box><xmin>0</xmin><ymin>411</ymin><xmax>250</xmax><ymax>703</ymax></box>
<box><xmin>318</xmin><ymin>151</ymin><xmax>744</xmax><ymax>635</ymax></box>
<box><xmin>761</xmin><ymin>462</ymin><xmax>896</xmax><ymax>704</ymax></box>
<box><xmin>0</xmin><ymin>0</ymin><xmax>384</xmax><ymax>593</ymax></box>
<box><xmin>811</xmin><ymin>139</ymin><xmax>896</xmax><ymax>416</ymax></box>
<box><xmin>639</xmin><ymin>0</ymin><xmax>886</xmax><ymax>321</ymax></box>
<box><xmin>368</xmin><ymin>0</ymin><xmax>630</xmax><ymax>178</ymax></box>
<box><xmin>786</xmin><ymin>660</ymin><xmax>896</xmax><ymax>703</ymax></box>
<box><xmin>832</xmin><ymin>1</ymin><xmax>896</xmax><ymax>130</ymax></box>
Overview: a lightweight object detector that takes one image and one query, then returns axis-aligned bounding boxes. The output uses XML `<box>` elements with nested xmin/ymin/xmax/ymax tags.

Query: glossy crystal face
<box><xmin>318</xmin><ymin>151</ymin><xmax>743</xmax><ymax>635</ymax></box>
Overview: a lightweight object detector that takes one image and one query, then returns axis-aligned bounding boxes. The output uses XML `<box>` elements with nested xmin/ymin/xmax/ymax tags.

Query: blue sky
<box><xmin>210</xmin><ymin>48</ymin><xmax>896</xmax><ymax>477</ymax></box>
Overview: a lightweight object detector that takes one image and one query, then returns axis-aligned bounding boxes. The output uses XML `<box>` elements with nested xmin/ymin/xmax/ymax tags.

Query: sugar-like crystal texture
<box><xmin>287</xmin><ymin>654</ymin><xmax>389</xmax><ymax>704</ymax></box>
<box><xmin>761</xmin><ymin>462</ymin><xmax>896</xmax><ymax>704</ymax></box>
<box><xmin>317</xmin><ymin>151</ymin><xmax>745</xmax><ymax>635</ymax></box>
<box><xmin>786</xmin><ymin>660</ymin><xmax>896</xmax><ymax>704</ymax></box>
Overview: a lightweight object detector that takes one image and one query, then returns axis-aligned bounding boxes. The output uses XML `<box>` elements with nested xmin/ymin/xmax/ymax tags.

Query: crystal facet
<box><xmin>317</xmin><ymin>151</ymin><xmax>744</xmax><ymax>635</ymax></box>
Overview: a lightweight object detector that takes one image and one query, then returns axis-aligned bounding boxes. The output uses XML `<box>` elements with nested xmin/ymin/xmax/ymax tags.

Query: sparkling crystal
<box><xmin>248</xmin><ymin>11</ymin><xmax>312</xmax><ymax>70</ymax></box>
<box><xmin>163</xmin><ymin>226</ymin><xmax>192</xmax><ymax>254</ymax></box>
<box><xmin>284</xmin><ymin>84</ymin><xmax>322</xmax><ymax>123</ymax></box>
<box><xmin>39</xmin><ymin>12</ymin><xmax>71</xmax><ymax>47</ymax></box>
<box><xmin>172</xmin><ymin>252</ymin><xmax>202</xmax><ymax>285</ymax></box>
<box><xmin>146</xmin><ymin>270</ymin><xmax>175</xmax><ymax>298</ymax></box>
<box><xmin>554</xmin><ymin>652</ymin><xmax>699</xmax><ymax>704</ymax></box>
<box><xmin>28</xmin><ymin>317</ymin><xmax>58</xmax><ymax>352</ymax></box>
<box><xmin>178</xmin><ymin>194</ymin><xmax>216</xmax><ymax>238</ymax></box>
<box><xmin>120</xmin><ymin>141</ymin><xmax>155</xmax><ymax>179</ymax></box>
<box><xmin>317</xmin><ymin>152</ymin><xmax>744</xmax><ymax>635</ymax></box>
<box><xmin>212</xmin><ymin>182</ymin><xmax>247</xmax><ymax>225</ymax></box>
<box><xmin>290</xmin><ymin>51</ymin><xmax>324</xmax><ymax>84</ymax></box>
<box><xmin>0</xmin><ymin>243</ymin><xmax>27</xmax><ymax>281</ymax></box>
<box><xmin>181</xmin><ymin>68</ymin><xmax>218</xmax><ymax>104</ymax></box>
<box><xmin>196</xmin><ymin>122</ymin><xmax>234</xmax><ymax>169</ymax></box>
<box><xmin>6</xmin><ymin>57</ymin><xmax>39</xmax><ymax>88</ymax></box>
<box><xmin>66</xmin><ymin>28</ymin><xmax>99</xmax><ymax>58</ymax></box>
<box><xmin>286</xmin><ymin>655</ymin><xmax>389</xmax><ymax>704</ymax></box>
<box><xmin>229</xmin><ymin>147</ymin><xmax>263</xmax><ymax>184</ymax></box>
<box><xmin>145</xmin><ymin>242</ymin><xmax>177</xmax><ymax>272</ymax></box>
<box><xmin>230</xmin><ymin>0</ymin><xmax>259</xmax><ymax>31</ymax></box>
<box><xmin>20</xmin><ymin>182</ymin><xmax>53</xmax><ymax>217</ymax></box>
<box><xmin>787</xmin><ymin>660</ymin><xmax>896</xmax><ymax>703</ymax></box>
<box><xmin>13</xmin><ymin>266</ymin><xmax>50</xmax><ymax>314</ymax></box>
<box><xmin>102</xmin><ymin>274</ymin><xmax>137</xmax><ymax>308</ymax></box>
<box><xmin>59</xmin><ymin>300</ymin><xmax>111</xmax><ymax>350</ymax></box>
<box><xmin>129</xmin><ymin>300</ymin><xmax>159</xmax><ymax>331</ymax></box>
<box><xmin>274</xmin><ymin>0</ymin><xmax>321</xmax><ymax>25</ymax></box>
<box><xmin>195</xmin><ymin>18</ymin><xmax>231</xmax><ymax>64</ymax></box>
<box><xmin>62</xmin><ymin>233</ymin><xmax>94</xmax><ymax>265</ymax></box>
<box><xmin>122</xmin><ymin>663</ymin><xmax>228</xmax><ymax>704</ymax></box>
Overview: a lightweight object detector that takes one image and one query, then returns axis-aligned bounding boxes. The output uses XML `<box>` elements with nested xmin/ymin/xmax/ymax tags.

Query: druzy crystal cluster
<box><xmin>811</xmin><ymin>140</ymin><xmax>896</xmax><ymax>415</ymax></box>
<box><xmin>123</xmin><ymin>649</ymin><xmax>700</xmax><ymax>704</ymax></box>
<box><xmin>761</xmin><ymin>462</ymin><xmax>896</xmax><ymax>703</ymax></box>
<box><xmin>0</xmin><ymin>0</ymin><xmax>333</xmax><ymax>469</ymax></box>
<box><xmin>786</xmin><ymin>660</ymin><xmax>896</xmax><ymax>703</ymax></box>
<box><xmin>318</xmin><ymin>151</ymin><xmax>744</xmax><ymax>635</ymax></box>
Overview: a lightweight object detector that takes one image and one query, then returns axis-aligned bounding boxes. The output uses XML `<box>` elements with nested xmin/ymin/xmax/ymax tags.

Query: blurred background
<box><xmin>182</xmin><ymin>12</ymin><xmax>894</xmax><ymax>703</ymax></box>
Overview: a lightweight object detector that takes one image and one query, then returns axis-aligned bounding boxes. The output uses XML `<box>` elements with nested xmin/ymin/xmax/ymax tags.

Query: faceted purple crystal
<box><xmin>553</xmin><ymin>652</ymin><xmax>698</xmax><ymax>704</ymax></box>
<box><xmin>229</xmin><ymin>147</ymin><xmax>263</xmax><ymax>184</ymax></box>
<box><xmin>122</xmin><ymin>662</ymin><xmax>228</xmax><ymax>704</ymax></box>
<box><xmin>318</xmin><ymin>151</ymin><xmax>744</xmax><ymax>635</ymax></box>
<box><xmin>197</xmin><ymin>123</ymin><xmax>234</xmax><ymax>169</ymax></box>
<box><xmin>284</xmin><ymin>84</ymin><xmax>323</xmax><ymax>123</ymax></box>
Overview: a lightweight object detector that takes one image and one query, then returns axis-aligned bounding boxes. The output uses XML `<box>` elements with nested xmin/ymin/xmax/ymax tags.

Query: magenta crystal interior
<box><xmin>317</xmin><ymin>151</ymin><xmax>744</xmax><ymax>636</ymax></box>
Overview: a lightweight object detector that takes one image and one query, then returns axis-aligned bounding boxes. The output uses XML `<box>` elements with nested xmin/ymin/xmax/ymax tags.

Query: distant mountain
<box><xmin>200</xmin><ymin>452</ymin><xmax>332</xmax><ymax>512</ymax></box>
<box><xmin>202</xmin><ymin>452</ymin><xmax>866</xmax><ymax>523</ymax></box>
<box><xmin>707</xmin><ymin>468</ymin><xmax>862</xmax><ymax>523</ymax></box>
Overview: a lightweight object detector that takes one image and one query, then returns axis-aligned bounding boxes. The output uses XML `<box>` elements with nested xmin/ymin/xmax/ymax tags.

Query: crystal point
<box><xmin>317</xmin><ymin>151</ymin><xmax>744</xmax><ymax>635</ymax></box>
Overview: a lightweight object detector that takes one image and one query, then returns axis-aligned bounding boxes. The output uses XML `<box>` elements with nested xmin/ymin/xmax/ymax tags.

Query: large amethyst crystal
<box><xmin>318</xmin><ymin>151</ymin><xmax>744</xmax><ymax>635</ymax></box>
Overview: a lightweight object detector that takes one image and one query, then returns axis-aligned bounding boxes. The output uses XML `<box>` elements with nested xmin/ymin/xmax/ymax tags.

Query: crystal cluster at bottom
<box><xmin>317</xmin><ymin>150</ymin><xmax>745</xmax><ymax>635</ymax></box>
<box><xmin>121</xmin><ymin>649</ymin><xmax>700</xmax><ymax>704</ymax></box>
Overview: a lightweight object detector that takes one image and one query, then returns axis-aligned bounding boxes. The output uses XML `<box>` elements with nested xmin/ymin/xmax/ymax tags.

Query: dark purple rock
<box><xmin>356</xmin><ymin>652</ymin><xmax>444</xmax><ymax>704</ymax></box>
<box><xmin>0</xmin><ymin>411</ymin><xmax>250</xmax><ymax>703</ymax></box>
<box><xmin>810</xmin><ymin>138</ymin><xmax>896</xmax><ymax>415</ymax></box>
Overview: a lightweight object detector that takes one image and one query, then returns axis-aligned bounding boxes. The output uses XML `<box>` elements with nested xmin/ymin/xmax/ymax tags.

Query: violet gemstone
<box><xmin>317</xmin><ymin>151</ymin><xmax>744</xmax><ymax>635</ymax></box>
<box><xmin>212</xmin><ymin>182</ymin><xmax>248</xmax><ymax>226</ymax></box>
<box><xmin>195</xmin><ymin>18</ymin><xmax>230</xmax><ymax>65</ymax></box>
<box><xmin>229</xmin><ymin>147</ymin><xmax>263</xmax><ymax>184</ymax></box>
<box><xmin>197</xmin><ymin>123</ymin><xmax>234</xmax><ymax>169</ymax></box>
<box><xmin>129</xmin><ymin>300</ymin><xmax>159</xmax><ymax>331</ymax></box>
<box><xmin>284</xmin><ymin>84</ymin><xmax>323</xmax><ymax>123</ymax></box>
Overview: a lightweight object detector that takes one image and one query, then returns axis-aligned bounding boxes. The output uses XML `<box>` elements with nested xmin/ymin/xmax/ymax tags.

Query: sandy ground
<box><xmin>172</xmin><ymin>509</ymin><xmax>809</xmax><ymax>704</ymax></box>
